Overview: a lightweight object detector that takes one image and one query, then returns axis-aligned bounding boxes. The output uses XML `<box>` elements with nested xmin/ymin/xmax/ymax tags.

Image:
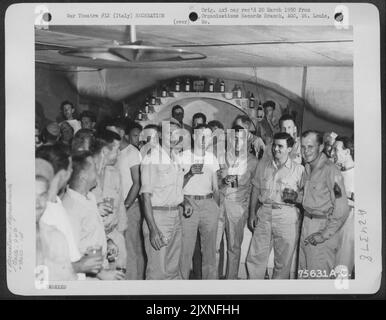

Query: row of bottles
<box><xmin>160</xmin><ymin>78</ymin><xmax>226</xmax><ymax>95</ymax></box>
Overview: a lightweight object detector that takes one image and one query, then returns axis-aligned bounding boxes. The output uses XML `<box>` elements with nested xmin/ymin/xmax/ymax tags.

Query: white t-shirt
<box><xmin>116</xmin><ymin>144</ymin><xmax>142</xmax><ymax>200</ymax></box>
<box><xmin>40</xmin><ymin>197</ymin><xmax>82</xmax><ymax>263</ymax></box>
<box><xmin>180</xmin><ymin>150</ymin><xmax>220</xmax><ymax>196</ymax></box>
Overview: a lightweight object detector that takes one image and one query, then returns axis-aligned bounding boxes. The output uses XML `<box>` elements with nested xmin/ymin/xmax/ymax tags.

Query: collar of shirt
<box><xmin>66</xmin><ymin>188</ymin><xmax>96</xmax><ymax>204</ymax></box>
<box><xmin>305</xmin><ymin>152</ymin><xmax>328</xmax><ymax>176</ymax></box>
<box><xmin>271</xmin><ymin>156</ymin><xmax>293</xmax><ymax>171</ymax></box>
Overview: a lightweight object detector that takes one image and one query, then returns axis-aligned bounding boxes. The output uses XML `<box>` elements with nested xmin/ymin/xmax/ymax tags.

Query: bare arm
<box><xmin>124</xmin><ymin>164</ymin><xmax>141</xmax><ymax>209</ymax></box>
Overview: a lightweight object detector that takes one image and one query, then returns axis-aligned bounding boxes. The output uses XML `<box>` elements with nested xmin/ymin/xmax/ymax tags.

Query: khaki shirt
<box><xmin>140</xmin><ymin>145</ymin><xmax>184</xmax><ymax>206</ymax></box>
<box><xmin>302</xmin><ymin>153</ymin><xmax>350</xmax><ymax>239</ymax></box>
<box><xmin>93</xmin><ymin>165</ymin><xmax>128</xmax><ymax>234</ymax></box>
<box><xmin>252</xmin><ymin>157</ymin><xmax>304</xmax><ymax>205</ymax></box>
<box><xmin>222</xmin><ymin>153</ymin><xmax>258</xmax><ymax>203</ymax></box>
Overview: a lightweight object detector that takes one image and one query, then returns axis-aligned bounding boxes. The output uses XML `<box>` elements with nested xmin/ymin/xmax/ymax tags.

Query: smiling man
<box><xmin>299</xmin><ymin>130</ymin><xmax>350</xmax><ymax>279</ymax></box>
<box><xmin>246</xmin><ymin>132</ymin><xmax>304</xmax><ymax>279</ymax></box>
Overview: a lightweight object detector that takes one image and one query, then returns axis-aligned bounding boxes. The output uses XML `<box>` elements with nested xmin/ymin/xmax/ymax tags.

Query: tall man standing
<box><xmin>299</xmin><ymin>131</ymin><xmax>350</xmax><ymax>279</ymax></box>
<box><xmin>331</xmin><ymin>136</ymin><xmax>355</xmax><ymax>277</ymax></box>
<box><xmin>179</xmin><ymin>124</ymin><xmax>221</xmax><ymax>280</ymax></box>
<box><xmin>246</xmin><ymin>132</ymin><xmax>304</xmax><ymax>279</ymax></box>
<box><xmin>221</xmin><ymin>125</ymin><xmax>258</xmax><ymax>279</ymax></box>
<box><xmin>107</xmin><ymin>119</ymin><xmax>145</xmax><ymax>280</ymax></box>
<box><xmin>140</xmin><ymin>122</ymin><xmax>187</xmax><ymax>280</ymax></box>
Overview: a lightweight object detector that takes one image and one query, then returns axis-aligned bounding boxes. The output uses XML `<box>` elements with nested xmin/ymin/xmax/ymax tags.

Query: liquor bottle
<box><xmin>220</xmin><ymin>80</ymin><xmax>225</xmax><ymax>93</ymax></box>
<box><xmin>185</xmin><ymin>79</ymin><xmax>191</xmax><ymax>92</ymax></box>
<box><xmin>236</xmin><ymin>86</ymin><xmax>242</xmax><ymax>99</ymax></box>
<box><xmin>249</xmin><ymin>93</ymin><xmax>255</xmax><ymax>108</ymax></box>
<box><xmin>137</xmin><ymin>111</ymin><xmax>143</xmax><ymax>121</ymax></box>
<box><xmin>208</xmin><ymin>79</ymin><xmax>214</xmax><ymax>92</ymax></box>
<box><xmin>144</xmin><ymin>99</ymin><xmax>149</xmax><ymax>113</ymax></box>
<box><xmin>161</xmin><ymin>87</ymin><xmax>167</xmax><ymax>97</ymax></box>
<box><xmin>150</xmin><ymin>95</ymin><xmax>156</xmax><ymax>105</ymax></box>
<box><xmin>175</xmin><ymin>79</ymin><xmax>181</xmax><ymax>92</ymax></box>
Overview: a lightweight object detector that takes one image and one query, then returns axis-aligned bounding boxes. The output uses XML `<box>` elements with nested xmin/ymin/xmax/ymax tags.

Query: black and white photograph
<box><xmin>4</xmin><ymin>2</ymin><xmax>382</xmax><ymax>296</ymax></box>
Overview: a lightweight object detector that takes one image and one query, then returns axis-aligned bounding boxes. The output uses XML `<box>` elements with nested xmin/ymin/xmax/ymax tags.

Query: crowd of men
<box><xmin>35</xmin><ymin>100</ymin><xmax>355</xmax><ymax>281</ymax></box>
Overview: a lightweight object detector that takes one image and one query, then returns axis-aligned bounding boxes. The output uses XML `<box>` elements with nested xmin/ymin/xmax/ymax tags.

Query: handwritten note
<box><xmin>6</xmin><ymin>184</ymin><xmax>24</xmax><ymax>273</ymax></box>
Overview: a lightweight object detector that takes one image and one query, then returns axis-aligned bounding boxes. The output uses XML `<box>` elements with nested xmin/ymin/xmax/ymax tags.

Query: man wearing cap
<box><xmin>140</xmin><ymin>121</ymin><xmax>188</xmax><ymax>280</ymax></box>
<box><xmin>246</xmin><ymin>132</ymin><xmax>304</xmax><ymax>279</ymax></box>
<box><xmin>221</xmin><ymin>125</ymin><xmax>258</xmax><ymax>279</ymax></box>
<box><xmin>298</xmin><ymin>130</ymin><xmax>350</xmax><ymax>279</ymax></box>
<box><xmin>179</xmin><ymin>124</ymin><xmax>221</xmax><ymax>280</ymax></box>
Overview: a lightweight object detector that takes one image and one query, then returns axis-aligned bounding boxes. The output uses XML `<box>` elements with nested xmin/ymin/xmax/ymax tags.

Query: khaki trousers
<box><xmin>298</xmin><ymin>215</ymin><xmax>340</xmax><ymax>279</ymax></box>
<box><xmin>223</xmin><ymin>199</ymin><xmax>249</xmax><ymax>279</ymax></box>
<box><xmin>180</xmin><ymin>198</ymin><xmax>220</xmax><ymax>279</ymax></box>
<box><xmin>143</xmin><ymin>208</ymin><xmax>182</xmax><ymax>280</ymax></box>
<box><xmin>124</xmin><ymin>201</ymin><xmax>146</xmax><ymax>280</ymax></box>
<box><xmin>246</xmin><ymin>205</ymin><xmax>299</xmax><ymax>279</ymax></box>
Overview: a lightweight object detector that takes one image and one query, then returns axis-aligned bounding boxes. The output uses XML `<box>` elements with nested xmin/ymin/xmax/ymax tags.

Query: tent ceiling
<box><xmin>36</xmin><ymin>25</ymin><xmax>353</xmax><ymax>68</ymax></box>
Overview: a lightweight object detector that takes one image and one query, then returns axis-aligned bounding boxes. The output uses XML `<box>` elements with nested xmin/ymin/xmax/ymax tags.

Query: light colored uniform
<box><xmin>246</xmin><ymin>157</ymin><xmax>304</xmax><ymax>279</ymax></box>
<box><xmin>62</xmin><ymin>189</ymin><xmax>108</xmax><ymax>269</ymax></box>
<box><xmin>64</xmin><ymin>119</ymin><xmax>81</xmax><ymax>134</ymax></box>
<box><xmin>140</xmin><ymin>145</ymin><xmax>184</xmax><ymax>280</ymax></box>
<box><xmin>336</xmin><ymin>167</ymin><xmax>355</xmax><ymax>275</ymax></box>
<box><xmin>222</xmin><ymin>153</ymin><xmax>258</xmax><ymax>279</ymax></box>
<box><xmin>37</xmin><ymin>222</ymin><xmax>78</xmax><ymax>281</ymax></box>
<box><xmin>92</xmin><ymin>166</ymin><xmax>128</xmax><ymax>269</ymax></box>
<box><xmin>299</xmin><ymin>153</ymin><xmax>350</xmax><ymax>279</ymax></box>
<box><xmin>179</xmin><ymin>150</ymin><xmax>220</xmax><ymax>280</ymax></box>
<box><xmin>116</xmin><ymin>144</ymin><xmax>145</xmax><ymax>279</ymax></box>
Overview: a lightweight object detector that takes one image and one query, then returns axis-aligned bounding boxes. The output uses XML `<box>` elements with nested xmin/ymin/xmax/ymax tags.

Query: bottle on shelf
<box><xmin>161</xmin><ymin>87</ymin><xmax>167</xmax><ymax>97</ymax></box>
<box><xmin>208</xmin><ymin>79</ymin><xmax>214</xmax><ymax>92</ymax></box>
<box><xmin>144</xmin><ymin>100</ymin><xmax>150</xmax><ymax>114</ymax></box>
<box><xmin>220</xmin><ymin>80</ymin><xmax>225</xmax><ymax>93</ymax></box>
<box><xmin>185</xmin><ymin>79</ymin><xmax>191</xmax><ymax>92</ymax></box>
<box><xmin>236</xmin><ymin>85</ymin><xmax>242</xmax><ymax>99</ymax></box>
<box><xmin>249</xmin><ymin>93</ymin><xmax>255</xmax><ymax>108</ymax></box>
<box><xmin>175</xmin><ymin>79</ymin><xmax>181</xmax><ymax>92</ymax></box>
<box><xmin>137</xmin><ymin>111</ymin><xmax>143</xmax><ymax>121</ymax></box>
<box><xmin>150</xmin><ymin>95</ymin><xmax>156</xmax><ymax>105</ymax></box>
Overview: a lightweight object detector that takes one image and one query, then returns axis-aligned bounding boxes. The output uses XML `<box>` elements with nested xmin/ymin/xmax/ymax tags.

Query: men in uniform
<box><xmin>299</xmin><ymin>130</ymin><xmax>350</xmax><ymax>279</ymax></box>
<box><xmin>331</xmin><ymin>136</ymin><xmax>355</xmax><ymax>277</ymax></box>
<box><xmin>246</xmin><ymin>132</ymin><xmax>304</xmax><ymax>279</ymax></box>
<box><xmin>140</xmin><ymin>122</ymin><xmax>187</xmax><ymax>280</ymax></box>
<box><xmin>179</xmin><ymin>124</ymin><xmax>221</xmax><ymax>279</ymax></box>
<box><xmin>221</xmin><ymin>125</ymin><xmax>258</xmax><ymax>279</ymax></box>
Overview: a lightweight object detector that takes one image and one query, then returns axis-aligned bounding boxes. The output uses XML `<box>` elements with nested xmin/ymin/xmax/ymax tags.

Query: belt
<box><xmin>185</xmin><ymin>194</ymin><xmax>213</xmax><ymax>200</ymax></box>
<box><xmin>152</xmin><ymin>206</ymin><xmax>179</xmax><ymax>211</ymax></box>
<box><xmin>303</xmin><ymin>211</ymin><xmax>327</xmax><ymax>220</ymax></box>
<box><xmin>262</xmin><ymin>203</ymin><xmax>287</xmax><ymax>210</ymax></box>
